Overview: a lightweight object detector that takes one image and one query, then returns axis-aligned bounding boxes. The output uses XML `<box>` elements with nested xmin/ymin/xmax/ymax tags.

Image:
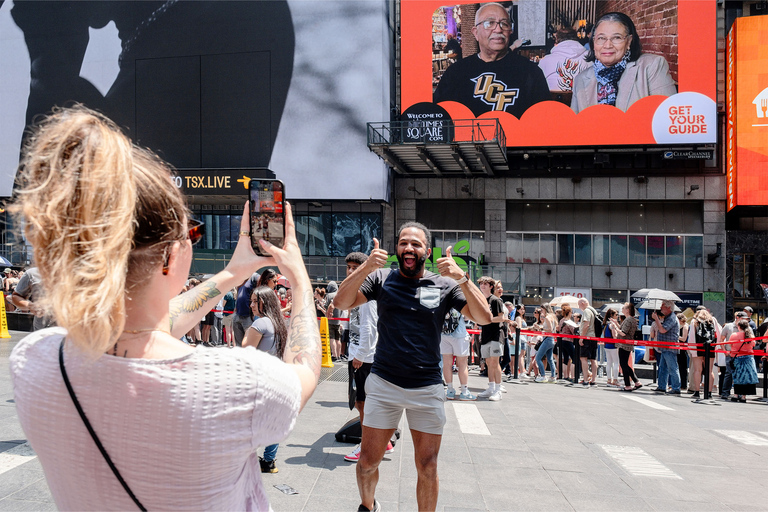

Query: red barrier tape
<box><xmin>519</xmin><ymin>329</ymin><xmax>767</xmax><ymax>357</ymax></box>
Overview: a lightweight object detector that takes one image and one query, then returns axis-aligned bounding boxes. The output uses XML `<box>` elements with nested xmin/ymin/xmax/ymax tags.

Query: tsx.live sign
<box><xmin>175</xmin><ymin>168</ymin><xmax>275</xmax><ymax>195</ymax></box>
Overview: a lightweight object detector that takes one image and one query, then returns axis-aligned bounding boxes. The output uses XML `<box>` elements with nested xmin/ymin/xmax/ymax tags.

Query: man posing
<box><xmin>335</xmin><ymin>222</ymin><xmax>491</xmax><ymax>512</ymax></box>
<box><xmin>477</xmin><ymin>276</ymin><xmax>506</xmax><ymax>401</ymax></box>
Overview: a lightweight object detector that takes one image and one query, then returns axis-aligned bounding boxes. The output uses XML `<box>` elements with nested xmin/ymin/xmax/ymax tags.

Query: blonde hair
<box><xmin>10</xmin><ymin>106</ymin><xmax>188</xmax><ymax>355</ymax></box>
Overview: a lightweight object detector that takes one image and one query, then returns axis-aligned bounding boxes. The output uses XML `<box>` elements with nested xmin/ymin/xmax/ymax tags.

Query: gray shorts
<box><xmin>481</xmin><ymin>341</ymin><xmax>503</xmax><ymax>359</ymax></box>
<box><xmin>363</xmin><ymin>373</ymin><xmax>446</xmax><ymax>435</ymax></box>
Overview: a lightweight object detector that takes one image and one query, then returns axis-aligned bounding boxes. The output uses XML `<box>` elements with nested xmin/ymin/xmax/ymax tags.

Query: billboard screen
<box><xmin>401</xmin><ymin>0</ymin><xmax>716</xmax><ymax>148</ymax></box>
<box><xmin>726</xmin><ymin>16</ymin><xmax>768</xmax><ymax>211</ymax></box>
<box><xmin>0</xmin><ymin>0</ymin><xmax>390</xmax><ymax>200</ymax></box>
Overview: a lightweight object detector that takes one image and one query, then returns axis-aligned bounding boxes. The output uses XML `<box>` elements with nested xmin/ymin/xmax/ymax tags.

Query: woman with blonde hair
<box><xmin>9</xmin><ymin>106</ymin><xmax>320</xmax><ymax>510</ymax></box>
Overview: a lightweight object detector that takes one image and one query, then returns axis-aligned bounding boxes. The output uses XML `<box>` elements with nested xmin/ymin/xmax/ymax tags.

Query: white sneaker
<box><xmin>488</xmin><ymin>390</ymin><xmax>502</xmax><ymax>401</ymax></box>
<box><xmin>344</xmin><ymin>444</ymin><xmax>361</xmax><ymax>462</ymax></box>
<box><xmin>477</xmin><ymin>387</ymin><xmax>494</xmax><ymax>398</ymax></box>
<box><xmin>499</xmin><ymin>385</ymin><xmax>507</xmax><ymax>393</ymax></box>
<box><xmin>548</xmin><ymin>376</ymin><xmax>557</xmax><ymax>383</ymax></box>
<box><xmin>534</xmin><ymin>376</ymin><xmax>546</xmax><ymax>383</ymax></box>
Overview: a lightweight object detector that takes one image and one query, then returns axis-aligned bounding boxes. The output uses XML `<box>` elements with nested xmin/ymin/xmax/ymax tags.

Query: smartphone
<box><xmin>249</xmin><ymin>179</ymin><xmax>285</xmax><ymax>256</ymax></box>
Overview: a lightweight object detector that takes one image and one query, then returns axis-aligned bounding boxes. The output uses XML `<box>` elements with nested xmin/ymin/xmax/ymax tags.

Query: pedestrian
<box><xmin>718</xmin><ymin>312</ymin><xmax>745</xmax><ymax>399</ymax></box>
<box><xmin>233</xmin><ymin>272</ymin><xmax>260</xmax><ymax>347</ymax></box>
<box><xmin>477</xmin><ymin>276</ymin><xmax>506</xmax><ymax>400</ymax></box>
<box><xmin>688</xmin><ymin>308</ymin><xmax>717</xmax><ymax>398</ymax></box>
<box><xmin>729</xmin><ymin>319</ymin><xmax>759</xmax><ymax>403</ymax></box>
<box><xmin>535</xmin><ymin>303</ymin><xmax>557</xmax><ymax>382</ymax></box>
<box><xmin>243</xmin><ymin>286</ymin><xmax>290</xmax><ymax>473</ymax></box>
<box><xmin>334</xmin><ymin>223</ymin><xmax>492</xmax><ymax>512</ymax></box>
<box><xmin>557</xmin><ymin>304</ymin><xmax>576</xmax><ymax>382</ymax></box>
<box><xmin>221</xmin><ymin>286</ymin><xmax>237</xmax><ymax>348</ymax></box>
<box><xmin>652</xmin><ymin>300</ymin><xmax>681</xmax><ymax>395</ymax></box>
<box><xmin>8</xmin><ymin>106</ymin><xmax>321</xmax><ymax>510</ymax></box>
<box><xmin>441</xmin><ymin>307</ymin><xmax>477</xmax><ymax>401</ymax></box>
<box><xmin>677</xmin><ymin>313</ymin><xmax>689</xmax><ymax>390</ymax></box>
<box><xmin>11</xmin><ymin>267</ymin><xmax>55</xmax><ymax>331</ymax></box>
<box><xmin>577</xmin><ymin>298</ymin><xmax>599</xmax><ymax>387</ymax></box>
<box><xmin>609</xmin><ymin>302</ymin><xmax>642</xmax><ymax>391</ymax></box>
<box><xmin>603</xmin><ymin>308</ymin><xmax>620</xmax><ymax>387</ymax></box>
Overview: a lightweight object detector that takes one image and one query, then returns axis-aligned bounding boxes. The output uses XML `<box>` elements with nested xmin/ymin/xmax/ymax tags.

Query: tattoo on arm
<box><xmin>169</xmin><ymin>281</ymin><xmax>221</xmax><ymax>330</ymax></box>
<box><xmin>287</xmin><ymin>289</ymin><xmax>321</xmax><ymax>381</ymax></box>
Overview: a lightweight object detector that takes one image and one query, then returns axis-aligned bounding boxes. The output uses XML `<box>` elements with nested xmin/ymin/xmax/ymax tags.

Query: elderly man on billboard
<box><xmin>432</xmin><ymin>2</ymin><xmax>550</xmax><ymax>119</ymax></box>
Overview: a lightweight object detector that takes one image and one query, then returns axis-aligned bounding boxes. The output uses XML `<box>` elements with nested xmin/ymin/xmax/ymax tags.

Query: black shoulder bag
<box><xmin>59</xmin><ymin>341</ymin><xmax>147</xmax><ymax>511</ymax></box>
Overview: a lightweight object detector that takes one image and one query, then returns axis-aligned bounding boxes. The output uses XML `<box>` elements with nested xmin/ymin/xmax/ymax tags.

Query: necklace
<box><xmin>122</xmin><ymin>328</ymin><xmax>171</xmax><ymax>336</ymax></box>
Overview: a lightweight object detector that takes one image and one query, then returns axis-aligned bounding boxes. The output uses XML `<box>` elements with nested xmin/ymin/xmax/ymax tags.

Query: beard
<box><xmin>396</xmin><ymin>251</ymin><xmax>427</xmax><ymax>278</ymax></box>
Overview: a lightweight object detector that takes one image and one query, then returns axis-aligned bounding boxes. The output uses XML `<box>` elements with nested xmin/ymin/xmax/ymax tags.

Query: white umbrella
<box><xmin>549</xmin><ymin>296</ymin><xmax>581</xmax><ymax>309</ymax></box>
<box><xmin>638</xmin><ymin>299</ymin><xmax>681</xmax><ymax>312</ymax></box>
<box><xmin>632</xmin><ymin>288</ymin><xmax>681</xmax><ymax>302</ymax></box>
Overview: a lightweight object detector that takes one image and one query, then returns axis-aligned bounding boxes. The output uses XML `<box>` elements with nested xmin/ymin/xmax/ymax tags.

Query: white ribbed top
<box><xmin>10</xmin><ymin>327</ymin><xmax>301</xmax><ymax>511</ymax></box>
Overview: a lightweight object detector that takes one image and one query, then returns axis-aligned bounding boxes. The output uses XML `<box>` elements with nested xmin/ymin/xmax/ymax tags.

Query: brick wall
<box><xmin>597</xmin><ymin>0</ymin><xmax>678</xmax><ymax>83</ymax></box>
<box><xmin>460</xmin><ymin>4</ymin><xmax>479</xmax><ymax>57</ymax></box>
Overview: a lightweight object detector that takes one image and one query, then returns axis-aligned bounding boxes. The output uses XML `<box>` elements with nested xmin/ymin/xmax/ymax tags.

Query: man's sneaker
<box><xmin>548</xmin><ymin>376</ymin><xmax>557</xmax><ymax>383</ymax></box>
<box><xmin>488</xmin><ymin>390</ymin><xmax>502</xmax><ymax>401</ymax></box>
<box><xmin>653</xmin><ymin>388</ymin><xmax>666</xmax><ymax>394</ymax></box>
<box><xmin>446</xmin><ymin>388</ymin><xmax>456</xmax><ymax>400</ymax></box>
<box><xmin>477</xmin><ymin>387</ymin><xmax>494</xmax><ymax>398</ymax></box>
<box><xmin>259</xmin><ymin>457</ymin><xmax>278</xmax><ymax>473</ymax></box>
<box><xmin>534</xmin><ymin>376</ymin><xmax>546</xmax><ymax>383</ymax></box>
<box><xmin>344</xmin><ymin>444</ymin><xmax>361</xmax><ymax>462</ymax></box>
<box><xmin>691</xmin><ymin>391</ymin><xmax>701</xmax><ymax>399</ymax></box>
<box><xmin>505</xmin><ymin>374</ymin><xmax>515</xmax><ymax>382</ymax></box>
<box><xmin>499</xmin><ymin>385</ymin><xmax>507</xmax><ymax>393</ymax></box>
<box><xmin>458</xmin><ymin>390</ymin><xmax>477</xmax><ymax>401</ymax></box>
<box><xmin>357</xmin><ymin>499</ymin><xmax>381</xmax><ymax>512</ymax></box>
<box><xmin>666</xmin><ymin>390</ymin><xmax>681</xmax><ymax>395</ymax></box>
<box><xmin>385</xmin><ymin>441</ymin><xmax>395</xmax><ymax>454</ymax></box>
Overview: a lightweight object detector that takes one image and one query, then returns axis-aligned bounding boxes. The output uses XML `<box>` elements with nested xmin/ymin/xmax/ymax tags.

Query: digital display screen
<box><xmin>250</xmin><ymin>180</ymin><xmax>285</xmax><ymax>251</ymax></box>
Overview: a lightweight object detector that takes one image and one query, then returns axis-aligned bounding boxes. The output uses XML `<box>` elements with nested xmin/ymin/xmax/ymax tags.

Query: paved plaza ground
<box><xmin>1</xmin><ymin>331</ymin><xmax>767</xmax><ymax>511</ymax></box>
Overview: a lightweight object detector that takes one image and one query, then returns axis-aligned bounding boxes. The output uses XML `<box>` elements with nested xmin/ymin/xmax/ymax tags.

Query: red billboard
<box><xmin>401</xmin><ymin>0</ymin><xmax>717</xmax><ymax>147</ymax></box>
<box><xmin>726</xmin><ymin>15</ymin><xmax>768</xmax><ymax>210</ymax></box>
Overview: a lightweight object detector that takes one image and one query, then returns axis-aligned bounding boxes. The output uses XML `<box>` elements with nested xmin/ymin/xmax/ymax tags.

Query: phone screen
<box><xmin>249</xmin><ymin>179</ymin><xmax>285</xmax><ymax>255</ymax></box>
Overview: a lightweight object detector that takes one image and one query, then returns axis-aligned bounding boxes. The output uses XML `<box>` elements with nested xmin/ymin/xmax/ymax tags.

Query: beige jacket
<box><xmin>570</xmin><ymin>53</ymin><xmax>677</xmax><ymax>113</ymax></box>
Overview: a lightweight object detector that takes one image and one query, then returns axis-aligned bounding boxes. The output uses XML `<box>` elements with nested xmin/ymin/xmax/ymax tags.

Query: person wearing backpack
<box><xmin>441</xmin><ymin>308</ymin><xmax>476</xmax><ymax>401</ymax></box>
<box><xmin>689</xmin><ymin>308</ymin><xmax>717</xmax><ymax>399</ymax></box>
<box><xmin>577</xmin><ymin>298</ymin><xmax>601</xmax><ymax>387</ymax></box>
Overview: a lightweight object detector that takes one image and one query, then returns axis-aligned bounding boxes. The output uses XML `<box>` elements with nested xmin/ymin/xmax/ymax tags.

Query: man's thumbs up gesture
<box><xmin>362</xmin><ymin>237</ymin><xmax>388</xmax><ymax>275</ymax></box>
<box><xmin>436</xmin><ymin>246</ymin><xmax>466</xmax><ymax>281</ymax></box>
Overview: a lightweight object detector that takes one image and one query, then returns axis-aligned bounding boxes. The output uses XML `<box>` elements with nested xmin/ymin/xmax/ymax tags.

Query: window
<box><xmin>685</xmin><ymin>236</ymin><xmax>703</xmax><ymax>268</ymax></box>
<box><xmin>629</xmin><ymin>236</ymin><xmax>646</xmax><ymax>266</ymax></box>
<box><xmin>540</xmin><ymin>234</ymin><xmax>556</xmax><ymax>264</ymax></box>
<box><xmin>593</xmin><ymin>235</ymin><xmax>610</xmax><ymax>266</ymax></box>
<box><xmin>523</xmin><ymin>234</ymin><xmax>539</xmax><ymax>263</ymax></box>
<box><xmin>557</xmin><ymin>234</ymin><xmax>574</xmax><ymax>264</ymax></box>
<box><xmin>507</xmin><ymin>234</ymin><xmax>522</xmax><ymax>263</ymax></box>
<box><xmin>505</xmin><ymin>233</ymin><xmax>703</xmax><ymax>268</ymax></box>
<box><xmin>294</xmin><ymin>212</ymin><xmax>381</xmax><ymax>257</ymax></box>
<box><xmin>610</xmin><ymin>235</ymin><xmax>628</xmax><ymax>266</ymax></box>
<box><xmin>666</xmin><ymin>236</ymin><xmax>684</xmax><ymax>267</ymax></box>
<box><xmin>575</xmin><ymin>235</ymin><xmax>591</xmax><ymax>265</ymax></box>
<box><xmin>430</xmin><ymin>230</ymin><xmax>485</xmax><ymax>263</ymax></box>
<box><xmin>647</xmin><ymin>236</ymin><xmax>664</xmax><ymax>267</ymax></box>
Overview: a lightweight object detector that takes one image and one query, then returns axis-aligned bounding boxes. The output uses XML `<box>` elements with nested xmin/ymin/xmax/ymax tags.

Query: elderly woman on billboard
<box><xmin>571</xmin><ymin>12</ymin><xmax>677</xmax><ymax>113</ymax></box>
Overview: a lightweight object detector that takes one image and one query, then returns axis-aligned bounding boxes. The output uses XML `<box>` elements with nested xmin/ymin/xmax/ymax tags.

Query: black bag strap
<box><xmin>59</xmin><ymin>341</ymin><xmax>147</xmax><ymax>511</ymax></box>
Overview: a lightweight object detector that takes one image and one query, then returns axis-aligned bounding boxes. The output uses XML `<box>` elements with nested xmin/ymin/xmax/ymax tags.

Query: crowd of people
<box><xmin>444</xmin><ymin>291</ymin><xmax>766</xmax><ymax>404</ymax></box>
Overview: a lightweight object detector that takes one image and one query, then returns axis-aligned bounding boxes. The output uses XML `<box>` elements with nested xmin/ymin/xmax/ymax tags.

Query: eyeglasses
<box><xmin>594</xmin><ymin>34</ymin><xmax>628</xmax><ymax>46</ymax></box>
<box><xmin>475</xmin><ymin>19</ymin><xmax>512</xmax><ymax>31</ymax></box>
<box><xmin>162</xmin><ymin>218</ymin><xmax>205</xmax><ymax>275</ymax></box>
<box><xmin>187</xmin><ymin>218</ymin><xmax>205</xmax><ymax>246</ymax></box>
